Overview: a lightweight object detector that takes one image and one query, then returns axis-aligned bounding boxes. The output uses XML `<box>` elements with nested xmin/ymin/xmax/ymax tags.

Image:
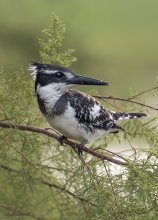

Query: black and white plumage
<box><xmin>29</xmin><ymin>62</ymin><xmax>147</xmax><ymax>154</ymax></box>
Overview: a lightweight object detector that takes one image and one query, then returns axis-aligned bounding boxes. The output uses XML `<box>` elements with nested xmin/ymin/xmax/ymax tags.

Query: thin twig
<box><xmin>92</xmin><ymin>95</ymin><xmax>158</xmax><ymax>111</ymax></box>
<box><xmin>0</xmin><ymin>164</ymin><xmax>96</xmax><ymax>206</ymax></box>
<box><xmin>103</xmin><ymin>161</ymin><xmax>124</xmax><ymax>220</ymax></box>
<box><xmin>0</xmin><ymin>121</ymin><xmax>127</xmax><ymax>166</ymax></box>
<box><xmin>94</xmin><ymin>147</ymin><xmax>130</xmax><ymax>163</ymax></box>
<box><xmin>78</xmin><ymin>155</ymin><xmax>102</xmax><ymax>191</ymax></box>
<box><xmin>128</xmin><ymin>86</ymin><xmax>158</xmax><ymax>100</ymax></box>
<box><xmin>41</xmin><ymin>179</ymin><xmax>95</xmax><ymax>206</ymax></box>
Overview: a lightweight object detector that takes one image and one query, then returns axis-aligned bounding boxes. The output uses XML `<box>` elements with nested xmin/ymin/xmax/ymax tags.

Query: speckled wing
<box><xmin>66</xmin><ymin>90</ymin><xmax>121</xmax><ymax>132</ymax></box>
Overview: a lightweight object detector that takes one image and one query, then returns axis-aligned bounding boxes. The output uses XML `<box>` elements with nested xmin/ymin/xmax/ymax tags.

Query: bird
<box><xmin>29</xmin><ymin>61</ymin><xmax>147</xmax><ymax>155</ymax></box>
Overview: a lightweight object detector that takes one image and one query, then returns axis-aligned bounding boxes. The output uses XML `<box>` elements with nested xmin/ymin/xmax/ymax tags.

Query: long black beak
<box><xmin>66</xmin><ymin>74</ymin><xmax>108</xmax><ymax>86</ymax></box>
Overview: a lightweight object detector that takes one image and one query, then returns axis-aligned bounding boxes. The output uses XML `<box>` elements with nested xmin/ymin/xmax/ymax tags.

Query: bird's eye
<box><xmin>55</xmin><ymin>72</ymin><xmax>63</xmax><ymax>78</ymax></box>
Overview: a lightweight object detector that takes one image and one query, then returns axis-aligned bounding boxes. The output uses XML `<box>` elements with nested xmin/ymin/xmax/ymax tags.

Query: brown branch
<box><xmin>94</xmin><ymin>147</ymin><xmax>130</xmax><ymax>162</ymax></box>
<box><xmin>41</xmin><ymin>179</ymin><xmax>95</xmax><ymax>206</ymax></box>
<box><xmin>0</xmin><ymin>164</ymin><xmax>95</xmax><ymax>206</ymax></box>
<box><xmin>0</xmin><ymin>121</ymin><xmax>127</xmax><ymax>166</ymax></box>
<box><xmin>92</xmin><ymin>95</ymin><xmax>158</xmax><ymax>111</ymax></box>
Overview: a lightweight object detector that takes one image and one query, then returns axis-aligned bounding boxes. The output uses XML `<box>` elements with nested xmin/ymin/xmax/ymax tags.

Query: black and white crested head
<box><xmin>28</xmin><ymin>61</ymin><xmax>108</xmax><ymax>94</ymax></box>
<box><xmin>29</xmin><ymin>61</ymin><xmax>76</xmax><ymax>80</ymax></box>
<box><xmin>28</xmin><ymin>61</ymin><xmax>75</xmax><ymax>94</ymax></box>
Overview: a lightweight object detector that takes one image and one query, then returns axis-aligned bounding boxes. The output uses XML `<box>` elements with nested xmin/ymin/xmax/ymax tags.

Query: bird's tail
<box><xmin>111</xmin><ymin>111</ymin><xmax>148</xmax><ymax>121</ymax></box>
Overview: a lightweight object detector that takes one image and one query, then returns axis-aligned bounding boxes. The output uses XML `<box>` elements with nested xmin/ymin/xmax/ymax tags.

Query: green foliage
<box><xmin>39</xmin><ymin>13</ymin><xmax>77</xmax><ymax>66</ymax></box>
<box><xmin>0</xmin><ymin>14</ymin><xmax>158</xmax><ymax>220</ymax></box>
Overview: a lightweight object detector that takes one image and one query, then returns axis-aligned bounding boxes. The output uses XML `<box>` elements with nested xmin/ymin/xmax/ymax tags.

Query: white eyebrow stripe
<box><xmin>28</xmin><ymin>64</ymin><xmax>74</xmax><ymax>81</ymax></box>
<box><xmin>44</xmin><ymin>69</ymin><xmax>58</xmax><ymax>74</ymax></box>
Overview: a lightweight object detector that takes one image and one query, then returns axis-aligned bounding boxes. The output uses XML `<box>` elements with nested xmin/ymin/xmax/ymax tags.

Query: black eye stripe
<box><xmin>55</xmin><ymin>72</ymin><xmax>63</xmax><ymax>78</ymax></box>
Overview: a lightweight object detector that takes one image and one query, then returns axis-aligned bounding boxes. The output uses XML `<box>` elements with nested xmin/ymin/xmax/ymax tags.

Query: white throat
<box><xmin>37</xmin><ymin>83</ymin><xmax>70</xmax><ymax>108</ymax></box>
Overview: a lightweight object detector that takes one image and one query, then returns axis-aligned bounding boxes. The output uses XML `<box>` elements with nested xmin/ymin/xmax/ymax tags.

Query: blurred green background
<box><xmin>0</xmin><ymin>0</ymin><xmax>158</xmax><ymax>96</ymax></box>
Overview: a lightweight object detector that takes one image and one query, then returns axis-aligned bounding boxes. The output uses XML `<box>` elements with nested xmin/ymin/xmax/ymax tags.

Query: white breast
<box><xmin>46</xmin><ymin>108</ymin><xmax>108</xmax><ymax>145</ymax></box>
<box><xmin>46</xmin><ymin>104</ymin><xmax>85</xmax><ymax>142</ymax></box>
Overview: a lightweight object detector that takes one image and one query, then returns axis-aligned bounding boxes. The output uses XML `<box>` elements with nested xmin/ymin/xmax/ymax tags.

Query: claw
<box><xmin>76</xmin><ymin>139</ymin><xmax>87</xmax><ymax>156</ymax></box>
<box><xmin>77</xmin><ymin>144</ymin><xmax>84</xmax><ymax>156</ymax></box>
<box><xmin>58</xmin><ymin>135</ymin><xmax>67</xmax><ymax>145</ymax></box>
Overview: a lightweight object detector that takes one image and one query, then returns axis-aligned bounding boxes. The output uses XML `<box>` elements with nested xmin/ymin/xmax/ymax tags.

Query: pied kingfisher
<box><xmin>29</xmin><ymin>62</ymin><xmax>147</xmax><ymax>155</ymax></box>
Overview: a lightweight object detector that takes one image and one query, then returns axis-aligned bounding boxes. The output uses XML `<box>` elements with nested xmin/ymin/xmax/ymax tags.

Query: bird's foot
<box><xmin>77</xmin><ymin>144</ymin><xmax>84</xmax><ymax>156</ymax></box>
<box><xmin>58</xmin><ymin>135</ymin><xmax>67</xmax><ymax>145</ymax></box>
